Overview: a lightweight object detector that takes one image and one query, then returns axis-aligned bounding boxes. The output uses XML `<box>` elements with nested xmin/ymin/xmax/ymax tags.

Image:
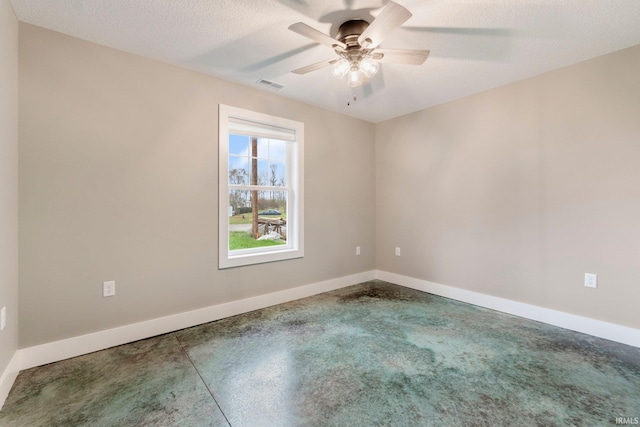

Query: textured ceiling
<box><xmin>9</xmin><ymin>0</ymin><xmax>640</xmax><ymax>123</ymax></box>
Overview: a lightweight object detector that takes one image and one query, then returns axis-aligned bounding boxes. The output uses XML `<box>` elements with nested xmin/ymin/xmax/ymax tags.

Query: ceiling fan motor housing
<box><xmin>336</xmin><ymin>20</ymin><xmax>370</xmax><ymax>49</ymax></box>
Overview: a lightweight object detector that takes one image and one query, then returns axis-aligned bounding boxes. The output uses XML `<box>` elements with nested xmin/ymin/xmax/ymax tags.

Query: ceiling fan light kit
<box><xmin>332</xmin><ymin>58</ymin><xmax>350</xmax><ymax>79</ymax></box>
<box><xmin>340</xmin><ymin>56</ymin><xmax>379</xmax><ymax>87</ymax></box>
<box><xmin>359</xmin><ymin>57</ymin><xmax>379</xmax><ymax>78</ymax></box>
<box><xmin>289</xmin><ymin>1</ymin><xmax>430</xmax><ymax>90</ymax></box>
<box><xmin>347</xmin><ymin>68</ymin><xmax>365</xmax><ymax>87</ymax></box>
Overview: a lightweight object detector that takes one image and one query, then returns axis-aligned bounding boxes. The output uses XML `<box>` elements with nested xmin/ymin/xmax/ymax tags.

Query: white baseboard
<box><xmin>18</xmin><ymin>270</ymin><xmax>376</xmax><ymax>372</ymax></box>
<box><xmin>376</xmin><ymin>270</ymin><xmax>640</xmax><ymax>348</ymax></box>
<box><xmin>0</xmin><ymin>351</ymin><xmax>20</xmax><ymax>411</ymax></box>
<box><xmin>4</xmin><ymin>268</ymin><xmax>637</xmax><ymax>410</ymax></box>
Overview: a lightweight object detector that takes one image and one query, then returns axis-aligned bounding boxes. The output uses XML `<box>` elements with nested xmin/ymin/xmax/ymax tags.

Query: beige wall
<box><xmin>376</xmin><ymin>45</ymin><xmax>640</xmax><ymax>329</ymax></box>
<box><xmin>0</xmin><ymin>0</ymin><xmax>19</xmax><ymax>373</ymax></box>
<box><xmin>17</xmin><ymin>19</ymin><xmax>639</xmax><ymax>349</ymax></box>
<box><xmin>18</xmin><ymin>24</ymin><xmax>376</xmax><ymax>347</ymax></box>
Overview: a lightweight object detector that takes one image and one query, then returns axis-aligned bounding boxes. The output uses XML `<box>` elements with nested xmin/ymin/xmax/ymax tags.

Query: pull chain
<box><xmin>347</xmin><ymin>89</ymin><xmax>357</xmax><ymax>106</ymax></box>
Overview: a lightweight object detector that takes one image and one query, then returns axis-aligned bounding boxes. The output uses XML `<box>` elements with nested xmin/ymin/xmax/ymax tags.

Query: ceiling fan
<box><xmin>288</xmin><ymin>1</ymin><xmax>429</xmax><ymax>88</ymax></box>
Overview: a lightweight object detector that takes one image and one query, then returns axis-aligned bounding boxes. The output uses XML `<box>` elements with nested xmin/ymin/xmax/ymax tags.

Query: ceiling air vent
<box><xmin>256</xmin><ymin>78</ymin><xmax>285</xmax><ymax>91</ymax></box>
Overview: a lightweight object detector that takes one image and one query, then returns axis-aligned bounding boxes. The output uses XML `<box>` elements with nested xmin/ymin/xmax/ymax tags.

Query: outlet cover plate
<box><xmin>1</xmin><ymin>306</ymin><xmax>6</xmax><ymax>331</ymax></box>
<box><xmin>585</xmin><ymin>273</ymin><xmax>597</xmax><ymax>288</ymax></box>
<box><xmin>103</xmin><ymin>280</ymin><xmax>116</xmax><ymax>297</ymax></box>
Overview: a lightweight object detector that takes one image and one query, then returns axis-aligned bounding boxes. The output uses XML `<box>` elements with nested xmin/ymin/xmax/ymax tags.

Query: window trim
<box><xmin>219</xmin><ymin>104</ymin><xmax>304</xmax><ymax>269</ymax></box>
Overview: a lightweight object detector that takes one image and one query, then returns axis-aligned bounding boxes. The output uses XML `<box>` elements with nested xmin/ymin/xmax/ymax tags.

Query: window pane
<box><xmin>268</xmin><ymin>162</ymin><xmax>286</xmax><ymax>187</ymax></box>
<box><xmin>228</xmin><ymin>190</ymin><xmax>250</xmax><ymax>217</ymax></box>
<box><xmin>229</xmin><ymin>134</ymin><xmax>250</xmax><ymax>156</ymax></box>
<box><xmin>229</xmin><ymin>156</ymin><xmax>250</xmax><ymax>185</ymax></box>
<box><xmin>269</xmin><ymin>139</ymin><xmax>286</xmax><ymax>161</ymax></box>
<box><xmin>257</xmin><ymin>159</ymin><xmax>269</xmax><ymax>185</ymax></box>
<box><xmin>257</xmin><ymin>138</ymin><xmax>269</xmax><ymax>159</ymax></box>
<box><xmin>228</xmin><ymin>190</ymin><xmax>288</xmax><ymax>251</ymax></box>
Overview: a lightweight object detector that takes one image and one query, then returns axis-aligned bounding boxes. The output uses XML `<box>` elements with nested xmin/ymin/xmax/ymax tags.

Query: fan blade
<box><xmin>292</xmin><ymin>59</ymin><xmax>336</xmax><ymax>75</ymax></box>
<box><xmin>358</xmin><ymin>1</ymin><xmax>412</xmax><ymax>49</ymax></box>
<box><xmin>374</xmin><ymin>48</ymin><xmax>430</xmax><ymax>65</ymax></box>
<box><xmin>288</xmin><ymin>23</ymin><xmax>347</xmax><ymax>50</ymax></box>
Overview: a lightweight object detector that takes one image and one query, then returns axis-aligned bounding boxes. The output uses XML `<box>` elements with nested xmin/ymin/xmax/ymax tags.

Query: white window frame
<box><xmin>219</xmin><ymin>104</ymin><xmax>304</xmax><ymax>269</ymax></box>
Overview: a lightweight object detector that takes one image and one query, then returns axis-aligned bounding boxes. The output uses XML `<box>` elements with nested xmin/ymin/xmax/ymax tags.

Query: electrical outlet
<box><xmin>585</xmin><ymin>273</ymin><xmax>597</xmax><ymax>289</ymax></box>
<box><xmin>1</xmin><ymin>306</ymin><xmax>6</xmax><ymax>331</ymax></box>
<box><xmin>395</xmin><ymin>247</ymin><xmax>401</xmax><ymax>256</ymax></box>
<box><xmin>103</xmin><ymin>280</ymin><xmax>116</xmax><ymax>297</ymax></box>
<box><xmin>356</xmin><ymin>246</ymin><xmax>361</xmax><ymax>256</ymax></box>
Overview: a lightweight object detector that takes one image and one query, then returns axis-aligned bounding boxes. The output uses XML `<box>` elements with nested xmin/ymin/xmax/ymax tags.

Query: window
<box><xmin>219</xmin><ymin>104</ymin><xmax>304</xmax><ymax>268</ymax></box>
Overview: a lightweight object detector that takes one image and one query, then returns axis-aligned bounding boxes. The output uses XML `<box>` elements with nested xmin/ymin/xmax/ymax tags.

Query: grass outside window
<box><xmin>228</xmin><ymin>231</ymin><xmax>286</xmax><ymax>251</ymax></box>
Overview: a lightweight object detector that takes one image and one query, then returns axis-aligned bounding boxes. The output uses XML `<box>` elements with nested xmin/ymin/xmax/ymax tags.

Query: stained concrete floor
<box><xmin>1</xmin><ymin>280</ymin><xmax>639</xmax><ymax>426</ymax></box>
